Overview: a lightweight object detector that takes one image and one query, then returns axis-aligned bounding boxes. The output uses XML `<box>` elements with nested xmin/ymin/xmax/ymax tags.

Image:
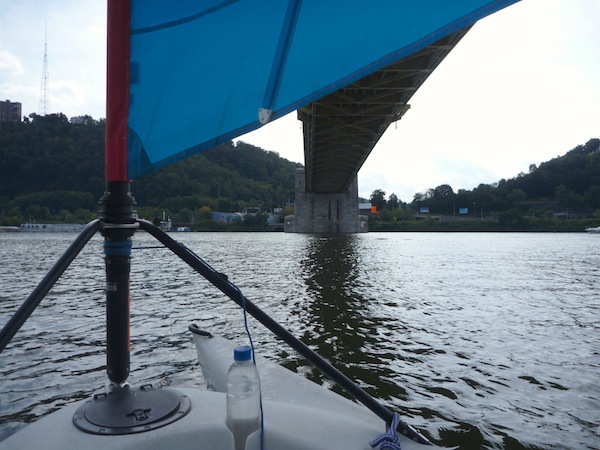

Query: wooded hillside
<box><xmin>0</xmin><ymin>114</ymin><xmax>301</xmax><ymax>225</ymax></box>
<box><xmin>0</xmin><ymin>113</ymin><xmax>598</xmax><ymax>229</ymax></box>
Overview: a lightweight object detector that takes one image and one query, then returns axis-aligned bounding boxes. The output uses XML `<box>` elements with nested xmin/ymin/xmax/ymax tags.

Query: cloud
<box><xmin>0</xmin><ymin>50</ymin><xmax>24</xmax><ymax>76</ymax></box>
<box><xmin>49</xmin><ymin>79</ymin><xmax>86</xmax><ymax>111</ymax></box>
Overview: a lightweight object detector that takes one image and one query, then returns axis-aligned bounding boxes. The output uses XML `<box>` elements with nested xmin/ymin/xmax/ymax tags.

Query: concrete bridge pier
<box><xmin>285</xmin><ymin>168</ymin><xmax>367</xmax><ymax>233</ymax></box>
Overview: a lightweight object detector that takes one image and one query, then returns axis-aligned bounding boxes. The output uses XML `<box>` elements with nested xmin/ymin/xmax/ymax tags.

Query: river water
<box><xmin>0</xmin><ymin>231</ymin><xmax>598</xmax><ymax>449</ymax></box>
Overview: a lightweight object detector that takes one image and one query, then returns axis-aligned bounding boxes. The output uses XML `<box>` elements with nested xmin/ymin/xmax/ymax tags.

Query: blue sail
<box><xmin>127</xmin><ymin>0</ymin><xmax>519</xmax><ymax>179</ymax></box>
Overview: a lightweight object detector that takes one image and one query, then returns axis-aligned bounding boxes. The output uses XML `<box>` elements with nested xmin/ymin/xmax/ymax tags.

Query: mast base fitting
<box><xmin>99</xmin><ymin>181</ymin><xmax>136</xmax><ymax>227</ymax></box>
<box><xmin>73</xmin><ymin>384</ymin><xmax>191</xmax><ymax>435</ymax></box>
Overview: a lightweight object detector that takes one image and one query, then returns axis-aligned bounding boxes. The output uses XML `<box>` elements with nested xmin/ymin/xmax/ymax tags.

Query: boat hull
<box><xmin>0</xmin><ymin>386</ymin><xmax>430</xmax><ymax>450</ymax></box>
<box><xmin>0</xmin><ymin>330</ymin><xmax>431</xmax><ymax>450</ymax></box>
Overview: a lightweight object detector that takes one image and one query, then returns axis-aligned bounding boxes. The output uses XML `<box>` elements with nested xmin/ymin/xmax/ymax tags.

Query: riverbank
<box><xmin>369</xmin><ymin>216</ymin><xmax>599</xmax><ymax>232</ymax></box>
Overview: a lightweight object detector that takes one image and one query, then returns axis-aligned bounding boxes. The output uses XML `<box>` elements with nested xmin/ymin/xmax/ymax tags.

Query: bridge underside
<box><xmin>286</xmin><ymin>27</ymin><xmax>470</xmax><ymax>233</ymax></box>
<box><xmin>299</xmin><ymin>27</ymin><xmax>471</xmax><ymax>194</ymax></box>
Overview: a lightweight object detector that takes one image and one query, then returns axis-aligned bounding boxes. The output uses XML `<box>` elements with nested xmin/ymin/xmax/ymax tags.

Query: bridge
<box><xmin>285</xmin><ymin>27</ymin><xmax>470</xmax><ymax>233</ymax></box>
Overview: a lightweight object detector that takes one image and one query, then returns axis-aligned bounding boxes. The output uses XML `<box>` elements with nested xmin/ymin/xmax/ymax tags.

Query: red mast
<box><xmin>105</xmin><ymin>0</ymin><xmax>130</xmax><ymax>182</ymax></box>
<box><xmin>101</xmin><ymin>0</ymin><xmax>136</xmax><ymax>386</ymax></box>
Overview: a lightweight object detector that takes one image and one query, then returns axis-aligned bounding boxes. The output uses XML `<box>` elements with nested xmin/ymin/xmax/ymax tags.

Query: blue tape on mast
<box><xmin>104</xmin><ymin>240</ymin><xmax>133</xmax><ymax>256</ymax></box>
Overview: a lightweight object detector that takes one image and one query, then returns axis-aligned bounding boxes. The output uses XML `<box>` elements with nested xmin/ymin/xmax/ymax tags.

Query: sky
<box><xmin>1</xmin><ymin>0</ymin><xmax>598</xmax><ymax>202</ymax></box>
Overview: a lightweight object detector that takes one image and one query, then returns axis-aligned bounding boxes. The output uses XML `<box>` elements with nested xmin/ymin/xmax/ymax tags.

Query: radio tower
<box><xmin>39</xmin><ymin>23</ymin><xmax>50</xmax><ymax>115</ymax></box>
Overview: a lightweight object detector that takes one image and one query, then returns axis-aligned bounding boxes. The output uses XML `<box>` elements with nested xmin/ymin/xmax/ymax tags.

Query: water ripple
<box><xmin>1</xmin><ymin>232</ymin><xmax>599</xmax><ymax>449</ymax></box>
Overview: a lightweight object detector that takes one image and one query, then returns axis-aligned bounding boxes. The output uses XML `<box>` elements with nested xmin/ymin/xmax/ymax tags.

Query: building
<box><xmin>0</xmin><ymin>100</ymin><xmax>22</xmax><ymax>122</ymax></box>
<box><xmin>211</xmin><ymin>212</ymin><xmax>243</xmax><ymax>223</ymax></box>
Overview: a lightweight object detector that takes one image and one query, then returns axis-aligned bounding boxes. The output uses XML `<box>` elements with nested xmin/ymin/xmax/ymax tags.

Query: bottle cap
<box><xmin>233</xmin><ymin>345</ymin><xmax>252</xmax><ymax>361</ymax></box>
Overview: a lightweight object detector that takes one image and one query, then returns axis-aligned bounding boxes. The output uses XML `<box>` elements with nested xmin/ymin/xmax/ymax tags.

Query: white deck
<box><xmin>0</xmin><ymin>333</ymin><xmax>431</xmax><ymax>450</ymax></box>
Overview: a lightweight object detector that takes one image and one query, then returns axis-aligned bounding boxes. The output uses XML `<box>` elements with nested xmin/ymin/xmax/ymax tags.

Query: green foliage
<box><xmin>403</xmin><ymin>138</ymin><xmax>599</xmax><ymax>218</ymax></box>
<box><xmin>497</xmin><ymin>209</ymin><xmax>526</xmax><ymax>230</ymax></box>
<box><xmin>0</xmin><ymin>114</ymin><xmax>105</xmax><ymax>200</ymax></box>
<box><xmin>502</xmin><ymin>138</ymin><xmax>600</xmax><ymax>209</ymax></box>
<box><xmin>369</xmin><ymin>189</ymin><xmax>386</xmax><ymax>211</ymax></box>
<box><xmin>1</xmin><ymin>115</ymin><xmax>597</xmax><ymax>233</ymax></box>
<box><xmin>387</xmin><ymin>193</ymin><xmax>399</xmax><ymax>210</ymax></box>
<box><xmin>371</xmin><ymin>139</ymin><xmax>599</xmax><ymax>231</ymax></box>
<box><xmin>132</xmin><ymin>140</ymin><xmax>300</xmax><ymax>212</ymax></box>
<box><xmin>0</xmin><ymin>115</ymin><xmax>301</xmax><ymax>227</ymax></box>
<box><xmin>230</xmin><ymin>213</ymin><xmax>269</xmax><ymax>231</ymax></box>
<box><xmin>507</xmin><ymin>188</ymin><xmax>526</xmax><ymax>204</ymax></box>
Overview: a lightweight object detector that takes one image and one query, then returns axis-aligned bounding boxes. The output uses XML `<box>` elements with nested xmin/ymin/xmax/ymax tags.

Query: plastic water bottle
<box><xmin>226</xmin><ymin>345</ymin><xmax>261</xmax><ymax>450</ymax></box>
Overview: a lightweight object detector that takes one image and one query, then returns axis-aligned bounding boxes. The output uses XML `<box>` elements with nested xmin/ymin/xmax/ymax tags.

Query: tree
<box><xmin>507</xmin><ymin>188</ymin><xmax>526</xmax><ymax>204</ymax></box>
<box><xmin>432</xmin><ymin>184</ymin><xmax>455</xmax><ymax>214</ymax></box>
<box><xmin>370</xmin><ymin>189</ymin><xmax>387</xmax><ymax>212</ymax></box>
<box><xmin>240</xmin><ymin>213</ymin><xmax>268</xmax><ymax>230</ymax></box>
<box><xmin>197</xmin><ymin>206</ymin><xmax>212</xmax><ymax>220</ymax></box>
<box><xmin>433</xmin><ymin>184</ymin><xmax>454</xmax><ymax>199</ymax></box>
<box><xmin>555</xmin><ymin>184</ymin><xmax>582</xmax><ymax>210</ymax></box>
<box><xmin>498</xmin><ymin>209</ymin><xmax>526</xmax><ymax>229</ymax></box>
<box><xmin>387</xmin><ymin>193</ymin><xmax>399</xmax><ymax>210</ymax></box>
<box><xmin>584</xmin><ymin>186</ymin><xmax>600</xmax><ymax>209</ymax></box>
<box><xmin>279</xmin><ymin>206</ymin><xmax>294</xmax><ymax>219</ymax></box>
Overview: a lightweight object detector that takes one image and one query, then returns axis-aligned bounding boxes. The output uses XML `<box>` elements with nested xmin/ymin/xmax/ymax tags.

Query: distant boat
<box><xmin>585</xmin><ymin>226</ymin><xmax>600</xmax><ymax>233</ymax></box>
<box><xmin>159</xmin><ymin>212</ymin><xmax>172</xmax><ymax>232</ymax></box>
<box><xmin>0</xmin><ymin>226</ymin><xmax>20</xmax><ymax>232</ymax></box>
<box><xmin>19</xmin><ymin>223</ymin><xmax>84</xmax><ymax>232</ymax></box>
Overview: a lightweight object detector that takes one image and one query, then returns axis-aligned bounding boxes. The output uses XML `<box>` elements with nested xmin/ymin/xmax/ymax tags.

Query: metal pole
<box><xmin>99</xmin><ymin>181</ymin><xmax>137</xmax><ymax>385</ymax></box>
<box><xmin>102</xmin><ymin>0</ymin><xmax>134</xmax><ymax>386</ymax></box>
